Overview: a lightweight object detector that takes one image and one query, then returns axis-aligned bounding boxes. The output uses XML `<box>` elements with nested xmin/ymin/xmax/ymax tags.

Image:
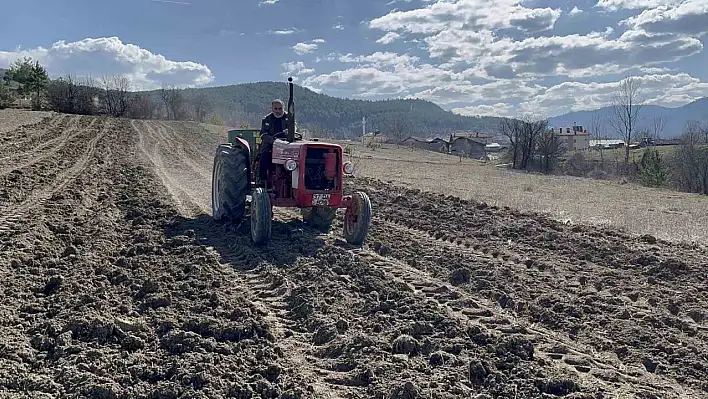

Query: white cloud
<box><xmin>150</xmin><ymin>0</ymin><xmax>192</xmax><ymax>4</ymax></box>
<box><xmin>621</xmin><ymin>0</ymin><xmax>708</xmax><ymax>36</ymax></box>
<box><xmin>520</xmin><ymin>73</ymin><xmax>708</xmax><ymax>116</ymax></box>
<box><xmin>292</xmin><ymin>42</ymin><xmax>318</xmax><ymax>55</ymax></box>
<box><xmin>369</xmin><ymin>0</ymin><xmax>563</xmax><ymax>34</ymax></box>
<box><xmin>312</xmin><ymin>39</ymin><xmax>326</xmax><ymax>43</ymax></box>
<box><xmin>295</xmin><ymin>0</ymin><xmax>708</xmax><ymax>118</ymax></box>
<box><xmin>376</xmin><ymin>32</ymin><xmax>401</xmax><ymax>44</ymax></box>
<box><xmin>452</xmin><ymin>103</ymin><xmax>514</xmax><ymax>117</ymax></box>
<box><xmin>268</xmin><ymin>29</ymin><xmax>298</xmax><ymax>35</ymax></box>
<box><xmin>338</xmin><ymin>51</ymin><xmax>420</xmax><ymax>67</ymax></box>
<box><xmin>332</xmin><ymin>23</ymin><xmax>345</xmax><ymax>30</ymax></box>
<box><xmin>0</xmin><ymin>36</ymin><xmax>213</xmax><ymax>90</ymax></box>
<box><xmin>259</xmin><ymin>0</ymin><xmax>279</xmax><ymax>5</ymax></box>
<box><xmin>595</xmin><ymin>0</ymin><xmax>683</xmax><ymax>11</ymax></box>
<box><xmin>281</xmin><ymin>61</ymin><xmax>315</xmax><ymax>77</ymax></box>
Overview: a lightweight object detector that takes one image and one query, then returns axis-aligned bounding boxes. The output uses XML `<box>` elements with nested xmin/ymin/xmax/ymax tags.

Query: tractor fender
<box><xmin>227</xmin><ymin>136</ymin><xmax>253</xmax><ymax>182</ymax></box>
<box><xmin>232</xmin><ymin>136</ymin><xmax>251</xmax><ymax>155</ymax></box>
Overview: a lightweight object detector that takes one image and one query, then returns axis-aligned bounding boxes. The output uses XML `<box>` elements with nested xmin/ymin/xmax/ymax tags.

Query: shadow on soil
<box><xmin>164</xmin><ymin>211</ymin><xmax>329</xmax><ymax>270</ymax></box>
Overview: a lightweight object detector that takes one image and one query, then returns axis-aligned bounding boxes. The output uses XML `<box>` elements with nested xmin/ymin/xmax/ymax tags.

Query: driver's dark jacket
<box><xmin>259</xmin><ymin>112</ymin><xmax>289</xmax><ymax>154</ymax></box>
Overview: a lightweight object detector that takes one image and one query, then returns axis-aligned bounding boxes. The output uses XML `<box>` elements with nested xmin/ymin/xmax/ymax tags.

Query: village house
<box><xmin>450</xmin><ymin>131</ymin><xmax>490</xmax><ymax>144</ymax></box>
<box><xmin>361</xmin><ymin>132</ymin><xmax>387</xmax><ymax>147</ymax></box>
<box><xmin>449</xmin><ymin>136</ymin><xmax>487</xmax><ymax>159</ymax></box>
<box><xmin>402</xmin><ymin>137</ymin><xmax>449</xmax><ymax>152</ymax></box>
<box><xmin>552</xmin><ymin>125</ymin><xmax>591</xmax><ymax>151</ymax></box>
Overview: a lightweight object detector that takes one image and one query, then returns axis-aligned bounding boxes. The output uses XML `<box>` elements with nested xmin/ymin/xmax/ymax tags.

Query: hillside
<box><xmin>142</xmin><ymin>82</ymin><xmax>507</xmax><ymax>139</ymax></box>
<box><xmin>549</xmin><ymin>98</ymin><xmax>708</xmax><ymax>138</ymax></box>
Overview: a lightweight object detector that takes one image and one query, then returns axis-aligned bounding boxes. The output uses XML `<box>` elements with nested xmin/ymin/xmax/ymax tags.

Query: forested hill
<box><xmin>144</xmin><ymin>82</ymin><xmax>506</xmax><ymax>139</ymax></box>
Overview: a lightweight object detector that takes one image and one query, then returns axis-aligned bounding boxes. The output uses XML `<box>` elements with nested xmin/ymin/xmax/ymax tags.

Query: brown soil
<box><xmin>0</xmin><ymin>112</ymin><xmax>706</xmax><ymax>398</ymax></box>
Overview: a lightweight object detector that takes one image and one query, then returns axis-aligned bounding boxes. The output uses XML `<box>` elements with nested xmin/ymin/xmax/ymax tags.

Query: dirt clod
<box><xmin>468</xmin><ymin>359</ymin><xmax>491</xmax><ymax>385</ymax></box>
<box><xmin>43</xmin><ymin>275</ymin><xmax>63</xmax><ymax>295</ymax></box>
<box><xmin>450</xmin><ymin>268</ymin><xmax>471</xmax><ymax>285</ymax></box>
<box><xmin>313</xmin><ymin>323</ymin><xmax>338</xmax><ymax>345</ymax></box>
<box><xmin>392</xmin><ymin>334</ymin><xmax>420</xmax><ymax>355</ymax></box>
<box><xmin>390</xmin><ymin>381</ymin><xmax>419</xmax><ymax>399</ymax></box>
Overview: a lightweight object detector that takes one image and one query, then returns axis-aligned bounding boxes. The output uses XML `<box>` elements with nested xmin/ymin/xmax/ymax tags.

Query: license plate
<box><xmin>312</xmin><ymin>194</ymin><xmax>330</xmax><ymax>206</ymax></box>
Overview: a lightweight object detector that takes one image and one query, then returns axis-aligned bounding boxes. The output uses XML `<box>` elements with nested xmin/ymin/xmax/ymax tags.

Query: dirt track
<box><xmin>0</xmin><ymin>112</ymin><xmax>706</xmax><ymax>398</ymax></box>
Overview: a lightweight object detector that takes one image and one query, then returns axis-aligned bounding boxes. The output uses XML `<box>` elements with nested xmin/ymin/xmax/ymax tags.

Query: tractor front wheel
<box><xmin>343</xmin><ymin>191</ymin><xmax>372</xmax><ymax>246</ymax></box>
<box><xmin>250</xmin><ymin>187</ymin><xmax>272</xmax><ymax>245</ymax></box>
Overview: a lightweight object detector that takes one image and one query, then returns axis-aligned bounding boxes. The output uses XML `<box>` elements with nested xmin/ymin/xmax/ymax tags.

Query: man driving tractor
<box><xmin>258</xmin><ymin>99</ymin><xmax>290</xmax><ymax>185</ymax></box>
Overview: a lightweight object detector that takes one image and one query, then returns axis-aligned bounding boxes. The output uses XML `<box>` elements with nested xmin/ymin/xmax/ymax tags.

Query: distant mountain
<box><xmin>141</xmin><ymin>82</ymin><xmax>507</xmax><ymax>140</ymax></box>
<box><xmin>548</xmin><ymin>98</ymin><xmax>708</xmax><ymax>139</ymax></box>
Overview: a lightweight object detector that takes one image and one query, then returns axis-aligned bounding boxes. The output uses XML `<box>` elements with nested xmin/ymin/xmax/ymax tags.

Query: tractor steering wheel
<box><xmin>274</xmin><ymin>130</ymin><xmax>303</xmax><ymax>141</ymax></box>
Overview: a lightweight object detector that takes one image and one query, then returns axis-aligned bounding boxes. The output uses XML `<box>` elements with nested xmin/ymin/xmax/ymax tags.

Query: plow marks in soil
<box><xmin>0</xmin><ymin>112</ymin><xmax>706</xmax><ymax>398</ymax></box>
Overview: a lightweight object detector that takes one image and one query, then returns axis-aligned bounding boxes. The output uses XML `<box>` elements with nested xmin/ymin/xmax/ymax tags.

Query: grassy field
<box><xmin>339</xmin><ymin>139</ymin><xmax>708</xmax><ymax>244</ymax></box>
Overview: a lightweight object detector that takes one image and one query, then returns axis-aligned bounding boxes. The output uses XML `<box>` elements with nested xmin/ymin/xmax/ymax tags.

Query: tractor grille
<box><xmin>304</xmin><ymin>147</ymin><xmax>338</xmax><ymax>190</ymax></box>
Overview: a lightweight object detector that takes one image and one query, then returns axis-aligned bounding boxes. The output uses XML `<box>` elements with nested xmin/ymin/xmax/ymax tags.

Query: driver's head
<box><xmin>271</xmin><ymin>99</ymin><xmax>285</xmax><ymax>118</ymax></box>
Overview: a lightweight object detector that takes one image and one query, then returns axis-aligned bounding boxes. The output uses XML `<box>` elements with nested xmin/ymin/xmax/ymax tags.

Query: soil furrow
<box><xmin>155</xmin><ymin>120</ymin><xmax>213</xmax><ymax>163</ymax></box>
<box><xmin>363</xmin><ymin>216</ymin><xmax>701</xmax><ymax>397</ymax></box>
<box><xmin>150</xmin><ymin>121</ymin><xmax>212</xmax><ymax>189</ymax></box>
<box><xmin>0</xmin><ymin>114</ymin><xmax>74</xmax><ymax>167</ymax></box>
<box><xmin>0</xmin><ymin>117</ymin><xmax>307</xmax><ymax>398</ymax></box>
<box><xmin>353</xmin><ymin>178</ymin><xmax>708</xmax><ymax>395</ymax></box>
<box><xmin>0</xmin><ymin>111</ymin><xmax>61</xmax><ymax>151</ymax></box>
<box><xmin>0</xmin><ymin>118</ymin><xmax>105</xmax><ymax>216</ymax></box>
<box><xmin>132</xmin><ymin>120</ymin><xmax>209</xmax><ymax>216</ymax></box>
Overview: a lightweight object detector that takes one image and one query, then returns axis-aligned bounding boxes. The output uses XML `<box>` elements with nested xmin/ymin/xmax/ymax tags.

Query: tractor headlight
<box><xmin>343</xmin><ymin>161</ymin><xmax>355</xmax><ymax>174</ymax></box>
<box><xmin>285</xmin><ymin>159</ymin><xmax>298</xmax><ymax>171</ymax></box>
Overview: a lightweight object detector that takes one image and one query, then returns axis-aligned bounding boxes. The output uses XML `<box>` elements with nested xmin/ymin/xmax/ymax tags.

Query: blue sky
<box><xmin>2</xmin><ymin>0</ymin><xmax>708</xmax><ymax>118</ymax></box>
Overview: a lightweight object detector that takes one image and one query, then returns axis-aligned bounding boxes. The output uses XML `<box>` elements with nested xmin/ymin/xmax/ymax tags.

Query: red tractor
<box><xmin>211</xmin><ymin>77</ymin><xmax>372</xmax><ymax>246</ymax></box>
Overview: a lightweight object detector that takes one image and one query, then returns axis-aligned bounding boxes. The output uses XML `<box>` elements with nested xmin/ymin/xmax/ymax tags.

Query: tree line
<box><xmin>0</xmin><ymin>57</ymin><xmax>225</xmax><ymax>124</ymax></box>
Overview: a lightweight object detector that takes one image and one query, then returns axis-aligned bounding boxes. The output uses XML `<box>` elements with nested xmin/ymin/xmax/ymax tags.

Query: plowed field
<box><xmin>1</xmin><ymin>111</ymin><xmax>706</xmax><ymax>399</ymax></box>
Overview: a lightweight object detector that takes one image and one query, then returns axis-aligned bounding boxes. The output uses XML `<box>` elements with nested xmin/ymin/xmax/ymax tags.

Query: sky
<box><xmin>2</xmin><ymin>0</ymin><xmax>708</xmax><ymax>118</ymax></box>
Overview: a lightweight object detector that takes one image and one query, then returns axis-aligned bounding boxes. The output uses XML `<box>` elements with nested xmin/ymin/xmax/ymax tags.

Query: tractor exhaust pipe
<box><xmin>287</xmin><ymin>77</ymin><xmax>295</xmax><ymax>143</ymax></box>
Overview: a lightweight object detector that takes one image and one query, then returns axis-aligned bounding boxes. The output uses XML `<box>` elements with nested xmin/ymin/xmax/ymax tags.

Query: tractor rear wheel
<box><xmin>343</xmin><ymin>191</ymin><xmax>372</xmax><ymax>246</ymax></box>
<box><xmin>212</xmin><ymin>144</ymin><xmax>249</xmax><ymax>223</ymax></box>
<box><xmin>302</xmin><ymin>206</ymin><xmax>337</xmax><ymax>232</ymax></box>
<box><xmin>250</xmin><ymin>187</ymin><xmax>272</xmax><ymax>245</ymax></box>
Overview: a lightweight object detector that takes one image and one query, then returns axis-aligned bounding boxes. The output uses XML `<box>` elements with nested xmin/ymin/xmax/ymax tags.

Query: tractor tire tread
<box><xmin>250</xmin><ymin>187</ymin><xmax>272</xmax><ymax>244</ymax></box>
<box><xmin>212</xmin><ymin>144</ymin><xmax>249</xmax><ymax>223</ymax></box>
<box><xmin>344</xmin><ymin>191</ymin><xmax>372</xmax><ymax>246</ymax></box>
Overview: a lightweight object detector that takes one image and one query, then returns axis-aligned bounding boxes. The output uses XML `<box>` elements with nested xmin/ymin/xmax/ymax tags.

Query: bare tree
<box><xmin>169</xmin><ymin>87</ymin><xmax>185</xmax><ymax>120</ymax></box>
<box><xmin>608</xmin><ymin>75</ymin><xmax>645</xmax><ymax>163</ymax></box>
<box><xmin>668</xmin><ymin>121</ymin><xmax>708</xmax><ymax>195</ymax></box>
<box><xmin>101</xmin><ymin>74</ymin><xmax>131</xmax><ymax>117</ymax></box>
<box><xmin>190</xmin><ymin>91</ymin><xmax>211</xmax><ymax>122</ymax></box>
<box><xmin>386</xmin><ymin>113</ymin><xmax>407</xmax><ymax>147</ymax></box>
<box><xmin>159</xmin><ymin>83</ymin><xmax>172</xmax><ymax>119</ymax></box>
<box><xmin>650</xmin><ymin>115</ymin><xmax>666</xmax><ymax>141</ymax></box>
<box><xmin>126</xmin><ymin>93</ymin><xmax>156</xmax><ymax>119</ymax></box>
<box><xmin>501</xmin><ymin>118</ymin><xmax>523</xmax><ymax>168</ymax></box>
<box><xmin>159</xmin><ymin>83</ymin><xmax>185</xmax><ymax>120</ymax></box>
<box><xmin>500</xmin><ymin>114</ymin><xmax>546</xmax><ymax>170</ymax></box>
<box><xmin>589</xmin><ymin>110</ymin><xmax>606</xmax><ymax>163</ymax></box>
<box><xmin>47</xmin><ymin>74</ymin><xmax>78</xmax><ymax>114</ymax></box>
<box><xmin>536</xmin><ymin>125</ymin><xmax>562</xmax><ymax>173</ymax></box>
